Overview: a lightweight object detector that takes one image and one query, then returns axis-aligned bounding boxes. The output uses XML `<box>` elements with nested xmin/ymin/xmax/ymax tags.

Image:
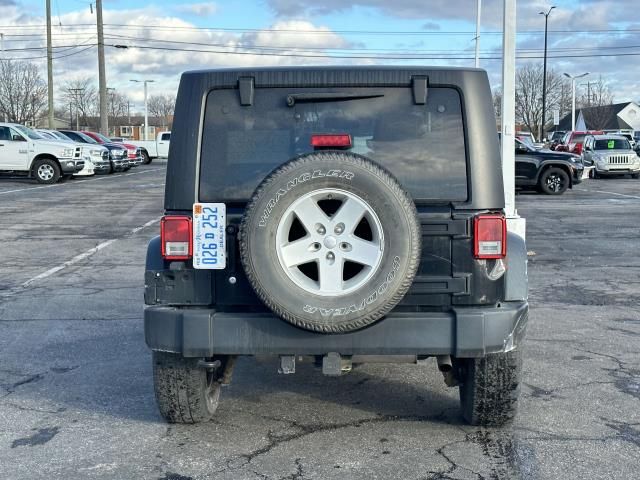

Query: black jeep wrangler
<box><xmin>144</xmin><ymin>67</ymin><xmax>528</xmax><ymax>426</ymax></box>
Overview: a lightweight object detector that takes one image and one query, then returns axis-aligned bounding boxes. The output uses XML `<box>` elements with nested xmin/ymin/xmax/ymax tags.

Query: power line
<box><xmin>3</xmin><ymin>39</ymin><xmax>639</xmax><ymax>61</ymax></box>
<box><xmin>0</xmin><ymin>44</ymin><xmax>95</xmax><ymax>61</ymax></box>
<box><xmin>0</xmin><ymin>23</ymin><xmax>639</xmax><ymax>35</ymax></box>
<box><xmin>104</xmin><ymin>42</ymin><xmax>640</xmax><ymax>61</ymax></box>
<box><xmin>4</xmin><ymin>30</ymin><xmax>640</xmax><ymax>57</ymax></box>
<box><xmin>105</xmin><ymin>33</ymin><xmax>640</xmax><ymax>55</ymax></box>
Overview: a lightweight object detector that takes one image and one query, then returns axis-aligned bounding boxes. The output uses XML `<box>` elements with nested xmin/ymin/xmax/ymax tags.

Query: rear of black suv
<box><xmin>144</xmin><ymin>67</ymin><xmax>528</xmax><ymax>426</ymax></box>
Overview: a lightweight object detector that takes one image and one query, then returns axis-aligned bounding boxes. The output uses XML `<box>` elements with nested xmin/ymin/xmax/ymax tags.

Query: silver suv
<box><xmin>583</xmin><ymin>135</ymin><xmax>640</xmax><ymax>179</ymax></box>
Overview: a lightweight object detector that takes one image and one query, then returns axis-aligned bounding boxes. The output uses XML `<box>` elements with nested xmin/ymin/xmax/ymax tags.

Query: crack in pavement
<box><xmin>214</xmin><ymin>411</ymin><xmax>450</xmax><ymax>478</ymax></box>
<box><xmin>0</xmin><ymin>372</ymin><xmax>46</xmax><ymax>398</ymax></box>
<box><xmin>576</xmin><ymin>348</ymin><xmax>640</xmax><ymax>401</ymax></box>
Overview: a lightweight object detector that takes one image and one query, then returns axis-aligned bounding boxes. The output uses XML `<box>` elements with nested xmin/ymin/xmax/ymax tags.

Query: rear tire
<box><xmin>456</xmin><ymin>350</ymin><xmax>522</xmax><ymax>426</ymax></box>
<box><xmin>152</xmin><ymin>351</ymin><xmax>221</xmax><ymax>424</ymax></box>
<box><xmin>142</xmin><ymin>150</ymin><xmax>152</xmax><ymax>165</ymax></box>
<box><xmin>539</xmin><ymin>167</ymin><xmax>569</xmax><ymax>195</ymax></box>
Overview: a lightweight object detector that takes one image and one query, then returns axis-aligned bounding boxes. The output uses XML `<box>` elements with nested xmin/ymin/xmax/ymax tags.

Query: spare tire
<box><xmin>239</xmin><ymin>151</ymin><xmax>421</xmax><ymax>333</ymax></box>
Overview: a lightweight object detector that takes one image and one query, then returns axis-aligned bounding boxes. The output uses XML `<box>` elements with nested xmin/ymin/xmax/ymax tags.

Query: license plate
<box><xmin>193</xmin><ymin>203</ymin><xmax>226</xmax><ymax>269</ymax></box>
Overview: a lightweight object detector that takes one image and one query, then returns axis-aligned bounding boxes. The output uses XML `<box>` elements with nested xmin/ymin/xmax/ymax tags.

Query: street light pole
<box><xmin>539</xmin><ymin>6</ymin><xmax>555</xmax><ymax>142</ymax></box>
<box><xmin>130</xmin><ymin>79</ymin><xmax>154</xmax><ymax>141</ymax></box>
<box><xmin>474</xmin><ymin>0</ymin><xmax>482</xmax><ymax>68</ymax></box>
<box><xmin>564</xmin><ymin>72</ymin><xmax>589</xmax><ymax>131</ymax></box>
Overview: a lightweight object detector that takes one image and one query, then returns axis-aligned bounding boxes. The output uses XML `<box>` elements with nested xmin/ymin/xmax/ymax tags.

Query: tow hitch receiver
<box><xmin>322</xmin><ymin>352</ymin><xmax>352</xmax><ymax>376</ymax></box>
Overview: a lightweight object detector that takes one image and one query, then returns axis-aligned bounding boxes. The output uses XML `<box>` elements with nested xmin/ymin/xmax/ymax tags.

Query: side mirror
<box><xmin>11</xmin><ymin>134</ymin><xmax>26</xmax><ymax>142</ymax></box>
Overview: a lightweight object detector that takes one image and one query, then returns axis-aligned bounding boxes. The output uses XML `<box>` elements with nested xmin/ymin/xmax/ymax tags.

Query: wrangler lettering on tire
<box><xmin>239</xmin><ymin>152</ymin><xmax>421</xmax><ymax>333</ymax></box>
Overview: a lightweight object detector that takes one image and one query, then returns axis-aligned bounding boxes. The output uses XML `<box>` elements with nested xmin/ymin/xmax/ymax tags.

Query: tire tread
<box><xmin>238</xmin><ymin>152</ymin><xmax>421</xmax><ymax>333</ymax></box>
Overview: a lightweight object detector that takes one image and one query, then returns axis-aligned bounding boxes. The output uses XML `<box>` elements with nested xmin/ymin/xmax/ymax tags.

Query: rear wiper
<box><xmin>286</xmin><ymin>92</ymin><xmax>384</xmax><ymax>107</ymax></box>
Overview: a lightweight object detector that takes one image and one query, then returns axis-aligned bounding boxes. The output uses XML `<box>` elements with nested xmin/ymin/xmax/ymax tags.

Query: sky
<box><xmin>1</xmin><ymin>0</ymin><xmax>639</xmax><ymax>112</ymax></box>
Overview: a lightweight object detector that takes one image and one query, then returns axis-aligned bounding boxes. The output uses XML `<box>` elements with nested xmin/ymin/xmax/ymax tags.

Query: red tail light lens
<box><xmin>311</xmin><ymin>134</ymin><xmax>352</xmax><ymax>148</ymax></box>
<box><xmin>161</xmin><ymin>216</ymin><xmax>192</xmax><ymax>260</ymax></box>
<box><xmin>474</xmin><ymin>214</ymin><xmax>506</xmax><ymax>259</ymax></box>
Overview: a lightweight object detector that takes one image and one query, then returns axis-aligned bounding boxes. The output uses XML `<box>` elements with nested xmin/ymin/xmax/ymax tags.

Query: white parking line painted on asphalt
<box><xmin>0</xmin><ymin>168</ymin><xmax>165</xmax><ymax>196</ymax></box>
<box><xmin>20</xmin><ymin>216</ymin><xmax>162</xmax><ymax>288</ymax></box>
<box><xmin>575</xmin><ymin>188</ymin><xmax>640</xmax><ymax>200</ymax></box>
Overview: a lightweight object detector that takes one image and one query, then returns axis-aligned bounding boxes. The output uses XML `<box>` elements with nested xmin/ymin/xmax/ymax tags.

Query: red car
<box><xmin>81</xmin><ymin>131</ymin><xmax>142</xmax><ymax>166</ymax></box>
<box><xmin>555</xmin><ymin>130</ymin><xmax>604</xmax><ymax>155</ymax></box>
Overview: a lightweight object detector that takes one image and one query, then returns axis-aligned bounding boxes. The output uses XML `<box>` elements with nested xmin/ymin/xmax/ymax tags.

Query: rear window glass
<box><xmin>199</xmin><ymin>87</ymin><xmax>467</xmax><ymax>202</ymax></box>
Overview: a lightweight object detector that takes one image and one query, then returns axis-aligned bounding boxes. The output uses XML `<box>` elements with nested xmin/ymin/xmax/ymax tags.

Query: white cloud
<box><xmin>174</xmin><ymin>2</ymin><xmax>218</xmax><ymax>17</ymax></box>
<box><xmin>1</xmin><ymin>4</ymin><xmax>360</xmax><ymax>108</ymax></box>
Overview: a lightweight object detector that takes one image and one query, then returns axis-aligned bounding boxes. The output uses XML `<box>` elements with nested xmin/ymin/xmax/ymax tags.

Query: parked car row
<box><xmin>0</xmin><ymin>122</ymin><xmax>145</xmax><ymax>184</ymax></box>
<box><xmin>510</xmin><ymin>131</ymin><xmax>640</xmax><ymax>195</ymax></box>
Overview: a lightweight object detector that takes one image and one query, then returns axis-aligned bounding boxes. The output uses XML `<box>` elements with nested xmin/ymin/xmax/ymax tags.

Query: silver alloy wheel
<box><xmin>275</xmin><ymin>188</ymin><xmax>384</xmax><ymax>296</ymax></box>
<box><xmin>37</xmin><ymin>164</ymin><xmax>55</xmax><ymax>181</ymax></box>
<box><xmin>546</xmin><ymin>173</ymin><xmax>563</xmax><ymax>192</ymax></box>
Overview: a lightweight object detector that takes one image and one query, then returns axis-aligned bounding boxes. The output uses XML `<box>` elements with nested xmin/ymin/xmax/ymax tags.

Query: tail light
<box><xmin>311</xmin><ymin>134</ymin><xmax>352</xmax><ymax>148</ymax></box>
<box><xmin>161</xmin><ymin>216</ymin><xmax>192</xmax><ymax>260</ymax></box>
<box><xmin>573</xmin><ymin>143</ymin><xmax>583</xmax><ymax>154</ymax></box>
<box><xmin>474</xmin><ymin>214</ymin><xmax>506</xmax><ymax>259</ymax></box>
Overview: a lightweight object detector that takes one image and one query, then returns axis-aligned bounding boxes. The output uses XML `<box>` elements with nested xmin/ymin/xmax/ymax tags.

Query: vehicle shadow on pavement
<box><xmin>223</xmin><ymin>356</ymin><xmax>464</xmax><ymax>425</ymax></box>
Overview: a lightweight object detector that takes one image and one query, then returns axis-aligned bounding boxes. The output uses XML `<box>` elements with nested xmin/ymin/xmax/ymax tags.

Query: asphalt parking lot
<box><xmin>0</xmin><ymin>166</ymin><xmax>638</xmax><ymax>479</ymax></box>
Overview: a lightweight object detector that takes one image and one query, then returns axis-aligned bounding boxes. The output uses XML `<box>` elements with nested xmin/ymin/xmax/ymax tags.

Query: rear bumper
<box><xmin>144</xmin><ymin>301</ymin><xmax>528</xmax><ymax>358</ymax></box>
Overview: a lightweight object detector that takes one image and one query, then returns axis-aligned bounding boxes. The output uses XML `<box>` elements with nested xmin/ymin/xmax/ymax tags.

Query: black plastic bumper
<box><xmin>144</xmin><ymin>301</ymin><xmax>528</xmax><ymax>359</ymax></box>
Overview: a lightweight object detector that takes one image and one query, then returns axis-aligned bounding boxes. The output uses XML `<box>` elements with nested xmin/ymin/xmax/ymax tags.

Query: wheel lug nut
<box><xmin>334</xmin><ymin>223</ymin><xmax>345</xmax><ymax>235</ymax></box>
<box><xmin>326</xmin><ymin>252</ymin><xmax>334</xmax><ymax>260</ymax></box>
<box><xmin>316</xmin><ymin>223</ymin><xmax>326</xmax><ymax>235</ymax></box>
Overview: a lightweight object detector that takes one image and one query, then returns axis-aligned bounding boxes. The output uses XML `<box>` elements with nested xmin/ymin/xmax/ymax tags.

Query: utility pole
<box><xmin>46</xmin><ymin>0</ymin><xmax>54</xmax><ymax>128</ymax></box>
<box><xmin>69</xmin><ymin>88</ymin><xmax>85</xmax><ymax>130</ymax></box>
<box><xmin>539</xmin><ymin>6</ymin><xmax>555</xmax><ymax>142</ymax></box>
<box><xmin>96</xmin><ymin>0</ymin><xmax>108</xmax><ymax>135</ymax></box>
<box><xmin>581</xmin><ymin>81</ymin><xmax>592</xmax><ymax>106</ymax></box>
<box><xmin>474</xmin><ymin>0</ymin><xmax>481</xmax><ymax>68</ymax></box>
<box><xmin>106</xmin><ymin>87</ymin><xmax>115</xmax><ymax>133</ymax></box>
<box><xmin>130</xmin><ymin>79</ymin><xmax>154</xmax><ymax>140</ymax></box>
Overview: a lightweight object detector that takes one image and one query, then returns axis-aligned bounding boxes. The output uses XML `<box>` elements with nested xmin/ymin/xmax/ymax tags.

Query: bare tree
<box><xmin>579</xmin><ymin>77</ymin><xmax>615</xmax><ymax>130</ymax></box>
<box><xmin>60</xmin><ymin>77</ymin><xmax>99</xmax><ymax>129</ymax></box>
<box><xmin>492</xmin><ymin>88</ymin><xmax>502</xmax><ymax>120</ymax></box>
<box><xmin>147</xmin><ymin>94</ymin><xmax>176</xmax><ymax>128</ymax></box>
<box><xmin>0</xmin><ymin>60</ymin><xmax>48</xmax><ymax>125</ymax></box>
<box><xmin>107</xmin><ymin>91</ymin><xmax>130</xmax><ymax>126</ymax></box>
<box><xmin>515</xmin><ymin>63</ymin><xmax>568</xmax><ymax>139</ymax></box>
<box><xmin>577</xmin><ymin>76</ymin><xmax>613</xmax><ymax>108</ymax></box>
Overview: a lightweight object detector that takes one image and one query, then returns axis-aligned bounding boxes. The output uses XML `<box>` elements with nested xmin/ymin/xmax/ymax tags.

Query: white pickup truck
<box><xmin>0</xmin><ymin>123</ymin><xmax>85</xmax><ymax>183</ymax></box>
<box><xmin>127</xmin><ymin>131</ymin><xmax>170</xmax><ymax>164</ymax></box>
